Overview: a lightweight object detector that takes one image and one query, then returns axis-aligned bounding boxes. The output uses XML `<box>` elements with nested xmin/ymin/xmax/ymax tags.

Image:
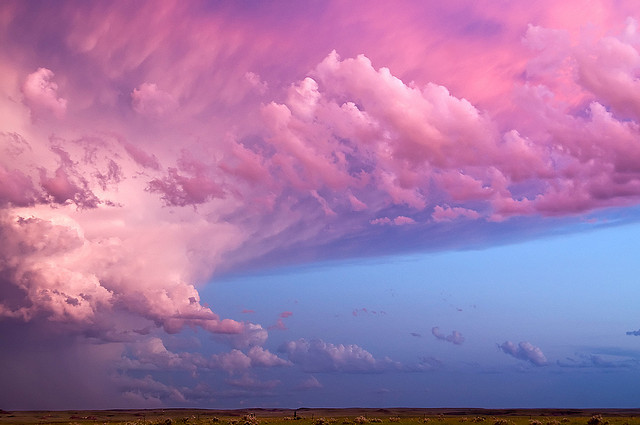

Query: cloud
<box><xmin>22</xmin><ymin>68</ymin><xmax>67</xmax><ymax>118</ymax></box>
<box><xmin>279</xmin><ymin>338</ymin><xmax>401</xmax><ymax>373</ymax></box>
<box><xmin>122</xmin><ymin>142</ymin><xmax>160</xmax><ymax>170</ymax></box>
<box><xmin>115</xmin><ymin>374</ymin><xmax>187</xmax><ymax>407</ymax></box>
<box><xmin>431</xmin><ymin>327</ymin><xmax>464</xmax><ymax>345</ymax></box>
<box><xmin>499</xmin><ymin>341</ymin><xmax>548</xmax><ymax>366</ymax></box>
<box><xmin>0</xmin><ymin>165</ymin><xmax>39</xmax><ymax>207</ymax></box>
<box><xmin>432</xmin><ymin>205</ymin><xmax>481</xmax><ymax>222</ymax></box>
<box><xmin>626</xmin><ymin>329</ymin><xmax>640</xmax><ymax>336</ymax></box>
<box><xmin>557</xmin><ymin>353</ymin><xmax>639</xmax><ymax>369</ymax></box>
<box><xmin>226</xmin><ymin>374</ymin><xmax>280</xmax><ymax>390</ymax></box>
<box><xmin>4</xmin><ymin>0</ymin><xmax>640</xmax><ymax>409</ymax></box>
<box><xmin>131</xmin><ymin>82</ymin><xmax>178</xmax><ymax>117</ymax></box>
<box><xmin>269</xmin><ymin>319</ymin><xmax>287</xmax><ymax>331</ymax></box>
<box><xmin>244</xmin><ymin>72</ymin><xmax>268</xmax><ymax>94</ymax></box>
<box><xmin>416</xmin><ymin>356</ymin><xmax>443</xmax><ymax>371</ymax></box>
<box><xmin>122</xmin><ymin>338</ymin><xmax>289</xmax><ymax>375</ymax></box>
<box><xmin>148</xmin><ymin>168</ymin><xmax>225</xmax><ymax>207</ymax></box>
<box><xmin>296</xmin><ymin>375</ymin><xmax>323</xmax><ymax>390</ymax></box>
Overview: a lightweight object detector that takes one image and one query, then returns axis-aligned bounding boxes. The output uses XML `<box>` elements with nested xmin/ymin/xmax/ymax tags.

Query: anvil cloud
<box><xmin>2</xmin><ymin>0</ymin><xmax>640</xmax><ymax>409</ymax></box>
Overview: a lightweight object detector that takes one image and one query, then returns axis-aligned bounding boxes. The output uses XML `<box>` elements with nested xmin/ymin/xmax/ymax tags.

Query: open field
<box><xmin>2</xmin><ymin>408</ymin><xmax>640</xmax><ymax>425</ymax></box>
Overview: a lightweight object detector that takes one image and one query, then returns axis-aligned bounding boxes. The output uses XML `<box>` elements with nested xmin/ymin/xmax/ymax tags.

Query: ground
<box><xmin>1</xmin><ymin>408</ymin><xmax>639</xmax><ymax>425</ymax></box>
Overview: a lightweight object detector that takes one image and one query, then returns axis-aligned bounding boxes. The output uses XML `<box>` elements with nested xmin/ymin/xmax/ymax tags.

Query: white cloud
<box><xmin>280</xmin><ymin>338</ymin><xmax>401</xmax><ymax>373</ymax></box>
<box><xmin>499</xmin><ymin>341</ymin><xmax>548</xmax><ymax>366</ymax></box>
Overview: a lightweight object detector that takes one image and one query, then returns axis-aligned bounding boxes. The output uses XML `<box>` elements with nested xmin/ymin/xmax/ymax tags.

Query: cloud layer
<box><xmin>1</xmin><ymin>0</ymin><xmax>640</xmax><ymax>408</ymax></box>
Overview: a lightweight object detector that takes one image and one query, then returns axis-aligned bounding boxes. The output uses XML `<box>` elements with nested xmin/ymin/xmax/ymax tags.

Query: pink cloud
<box><xmin>148</xmin><ymin>167</ymin><xmax>224</xmax><ymax>207</ymax></box>
<box><xmin>131</xmin><ymin>82</ymin><xmax>177</xmax><ymax>117</ymax></box>
<box><xmin>39</xmin><ymin>166</ymin><xmax>99</xmax><ymax>208</ymax></box>
<box><xmin>3</xmin><ymin>0</ymin><xmax>640</xmax><ymax>408</ymax></box>
<box><xmin>393</xmin><ymin>216</ymin><xmax>416</xmax><ymax>225</ymax></box>
<box><xmin>22</xmin><ymin>68</ymin><xmax>67</xmax><ymax>118</ymax></box>
<box><xmin>0</xmin><ymin>165</ymin><xmax>38</xmax><ymax>207</ymax></box>
<box><xmin>123</xmin><ymin>142</ymin><xmax>160</xmax><ymax>170</ymax></box>
<box><xmin>432</xmin><ymin>205</ymin><xmax>481</xmax><ymax>223</ymax></box>
<box><xmin>370</xmin><ymin>216</ymin><xmax>416</xmax><ymax>226</ymax></box>
<box><xmin>247</xmin><ymin>346</ymin><xmax>292</xmax><ymax>368</ymax></box>
<box><xmin>244</xmin><ymin>71</ymin><xmax>268</xmax><ymax>94</ymax></box>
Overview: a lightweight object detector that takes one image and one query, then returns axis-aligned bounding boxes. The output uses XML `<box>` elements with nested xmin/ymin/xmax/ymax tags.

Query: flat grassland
<box><xmin>2</xmin><ymin>408</ymin><xmax>640</xmax><ymax>425</ymax></box>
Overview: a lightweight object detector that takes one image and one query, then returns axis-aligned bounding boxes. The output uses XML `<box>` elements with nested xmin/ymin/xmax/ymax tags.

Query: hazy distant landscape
<box><xmin>3</xmin><ymin>409</ymin><xmax>640</xmax><ymax>425</ymax></box>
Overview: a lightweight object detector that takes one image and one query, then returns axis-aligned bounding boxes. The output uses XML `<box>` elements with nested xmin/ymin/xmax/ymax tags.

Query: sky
<box><xmin>2</xmin><ymin>0</ymin><xmax>640</xmax><ymax>410</ymax></box>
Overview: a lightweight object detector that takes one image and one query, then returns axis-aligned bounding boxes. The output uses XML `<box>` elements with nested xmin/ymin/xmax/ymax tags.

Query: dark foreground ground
<box><xmin>2</xmin><ymin>408</ymin><xmax>640</xmax><ymax>425</ymax></box>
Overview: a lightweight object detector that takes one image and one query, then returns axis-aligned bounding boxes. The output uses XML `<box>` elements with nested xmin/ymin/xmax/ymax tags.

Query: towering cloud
<box><xmin>1</xmin><ymin>0</ymin><xmax>639</xmax><ymax>409</ymax></box>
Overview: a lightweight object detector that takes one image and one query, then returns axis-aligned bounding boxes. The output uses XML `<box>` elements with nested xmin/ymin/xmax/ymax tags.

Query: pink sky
<box><xmin>2</xmin><ymin>0</ymin><xmax>640</xmax><ymax>409</ymax></box>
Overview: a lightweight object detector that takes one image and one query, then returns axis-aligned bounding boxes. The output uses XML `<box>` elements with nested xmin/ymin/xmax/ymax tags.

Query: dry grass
<box><xmin>1</xmin><ymin>410</ymin><xmax>640</xmax><ymax>425</ymax></box>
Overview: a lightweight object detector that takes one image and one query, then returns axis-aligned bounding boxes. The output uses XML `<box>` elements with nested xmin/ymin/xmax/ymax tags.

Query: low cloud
<box><xmin>279</xmin><ymin>338</ymin><xmax>401</xmax><ymax>373</ymax></box>
<box><xmin>296</xmin><ymin>375</ymin><xmax>323</xmax><ymax>390</ymax></box>
<box><xmin>557</xmin><ymin>353</ymin><xmax>638</xmax><ymax>369</ymax></box>
<box><xmin>499</xmin><ymin>341</ymin><xmax>548</xmax><ymax>366</ymax></box>
<box><xmin>432</xmin><ymin>327</ymin><xmax>464</xmax><ymax>345</ymax></box>
<box><xmin>122</xmin><ymin>338</ymin><xmax>290</xmax><ymax>375</ymax></box>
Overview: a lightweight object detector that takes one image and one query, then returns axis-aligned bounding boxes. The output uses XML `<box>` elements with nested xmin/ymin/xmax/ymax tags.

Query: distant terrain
<box><xmin>2</xmin><ymin>408</ymin><xmax>640</xmax><ymax>425</ymax></box>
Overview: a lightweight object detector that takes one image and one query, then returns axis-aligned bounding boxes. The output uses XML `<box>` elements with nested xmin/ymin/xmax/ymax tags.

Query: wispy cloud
<box><xmin>557</xmin><ymin>353</ymin><xmax>639</xmax><ymax>369</ymax></box>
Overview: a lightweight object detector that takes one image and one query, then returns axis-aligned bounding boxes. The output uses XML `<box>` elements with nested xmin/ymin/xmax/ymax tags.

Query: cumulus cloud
<box><xmin>432</xmin><ymin>205</ymin><xmax>481</xmax><ymax>222</ymax></box>
<box><xmin>121</xmin><ymin>338</ymin><xmax>289</xmax><ymax>376</ymax></box>
<box><xmin>5</xmin><ymin>0</ymin><xmax>640</xmax><ymax>409</ymax></box>
<box><xmin>279</xmin><ymin>338</ymin><xmax>401</xmax><ymax>373</ymax></box>
<box><xmin>499</xmin><ymin>341</ymin><xmax>548</xmax><ymax>366</ymax></box>
<box><xmin>22</xmin><ymin>68</ymin><xmax>67</xmax><ymax>118</ymax></box>
<box><xmin>0</xmin><ymin>134</ymin><xmax>264</xmax><ymax>349</ymax></box>
<box><xmin>431</xmin><ymin>327</ymin><xmax>464</xmax><ymax>345</ymax></box>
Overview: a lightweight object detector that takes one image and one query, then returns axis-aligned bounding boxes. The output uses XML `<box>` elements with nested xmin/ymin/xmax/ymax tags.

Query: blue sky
<box><xmin>197</xmin><ymin>214</ymin><xmax>640</xmax><ymax>408</ymax></box>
